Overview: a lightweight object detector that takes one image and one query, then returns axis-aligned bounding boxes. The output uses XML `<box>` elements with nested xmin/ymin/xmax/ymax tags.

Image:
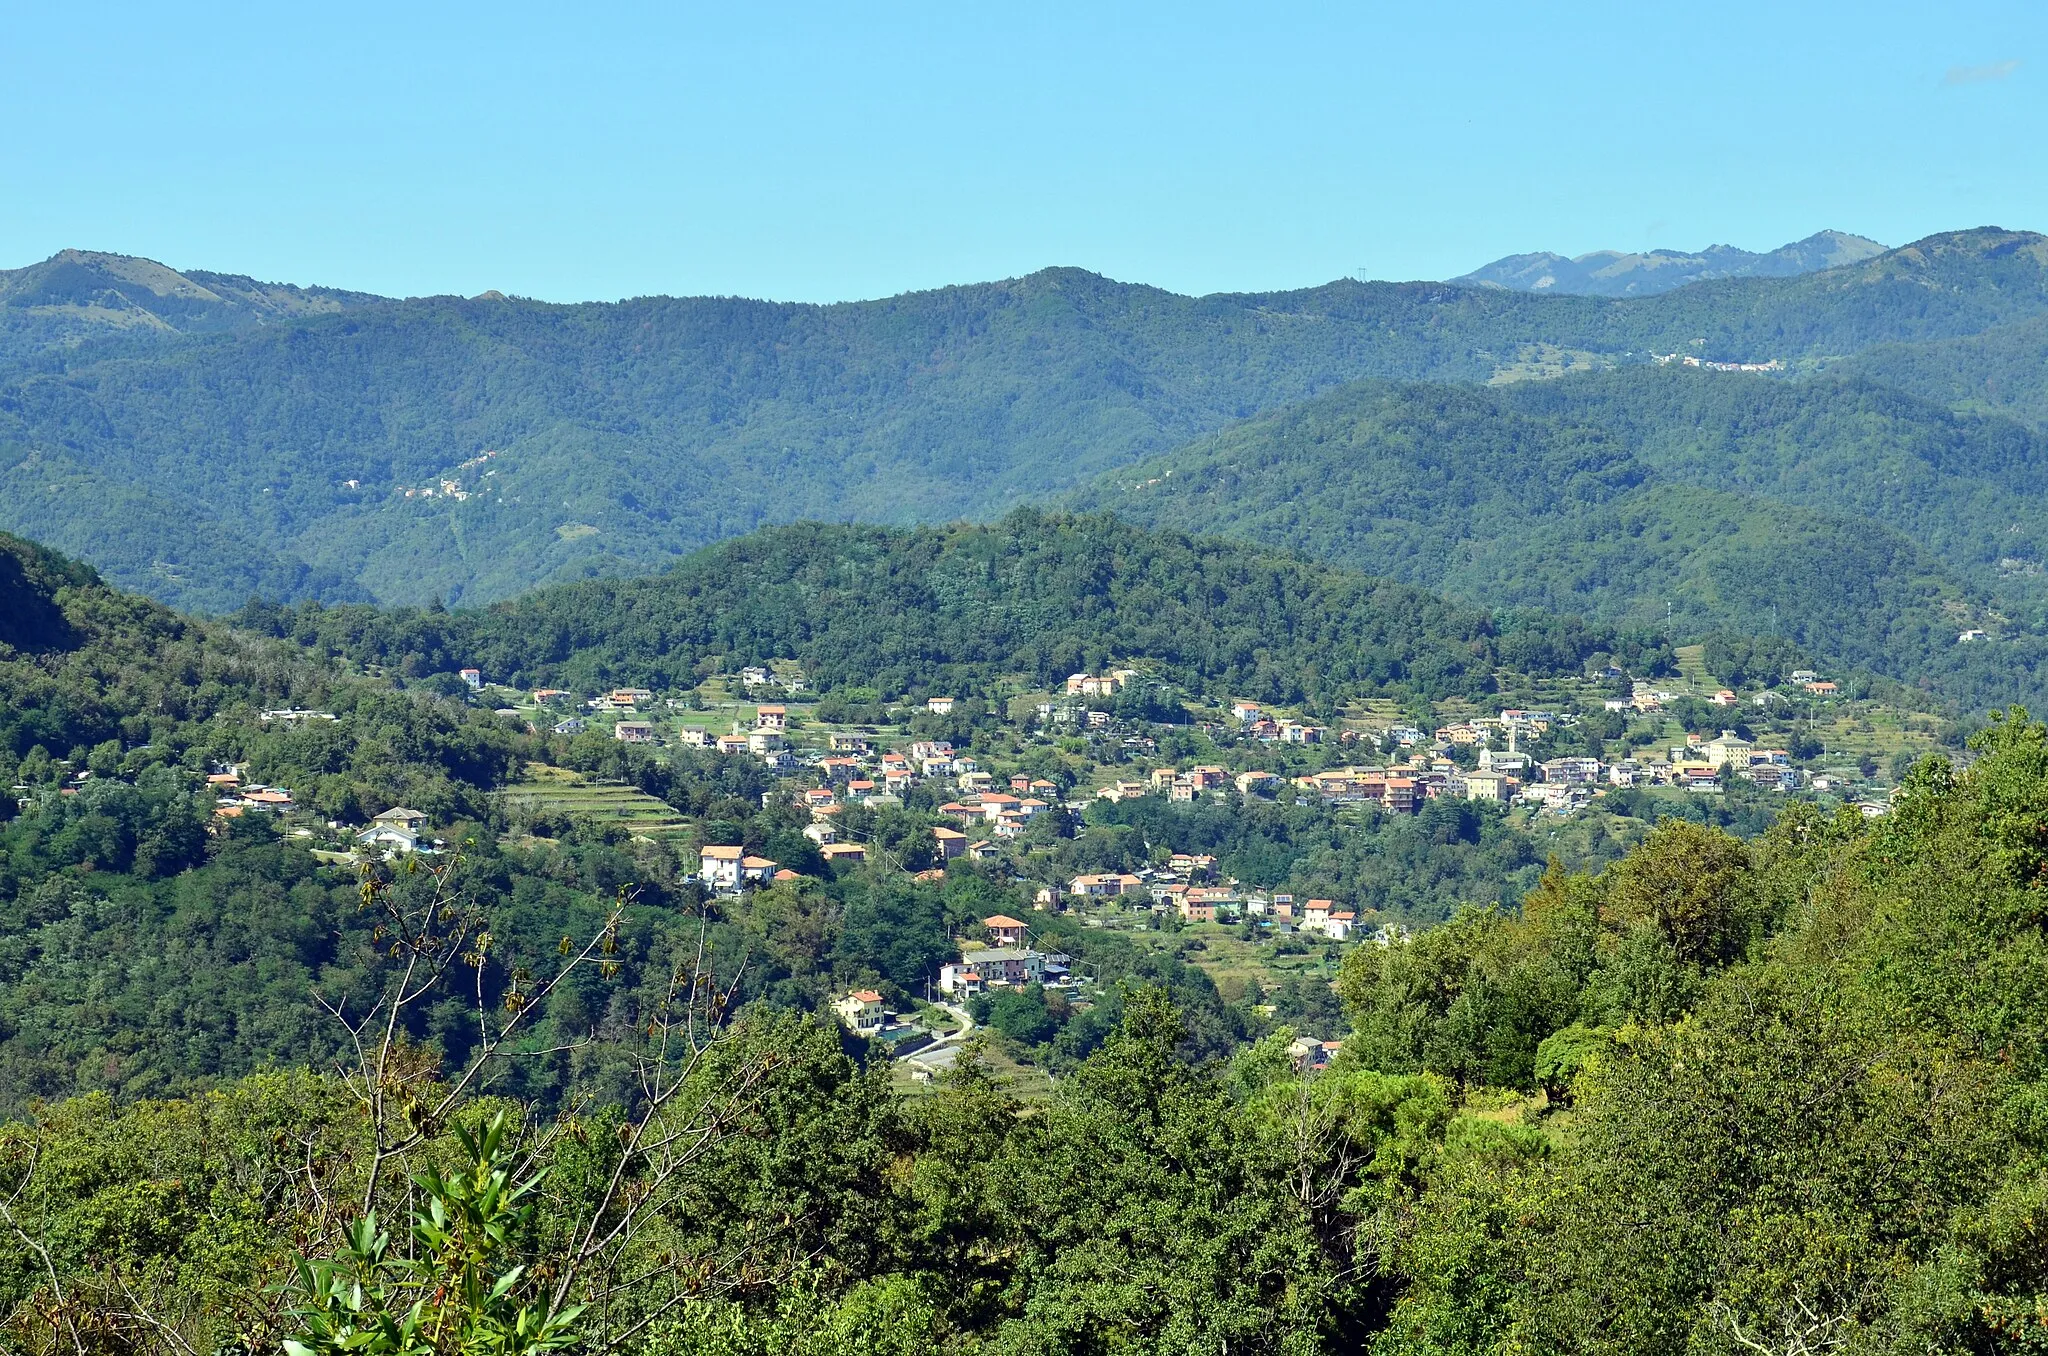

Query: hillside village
<box><xmin>96</xmin><ymin>648</ymin><xmax>1947</xmax><ymax>1071</ymax></box>
<box><xmin>432</xmin><ymin>657</ymin><xmax>1936</xmax><ymax>1041</ymax></box>
<box><xmin>514</xmin><ymin>660</ymin><xmax>1907</xmax><ymax>873</ymax></box>
<box><xmin>176</xmin><ymin>655</ymin><xmax>1933</xmax><ymax>893</ymax></box>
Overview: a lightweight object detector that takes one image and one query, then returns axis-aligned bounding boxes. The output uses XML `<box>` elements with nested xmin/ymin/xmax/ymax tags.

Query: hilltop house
<box><xmin>357</xmin><ymin>823</ymin><xmax>421</xmax><ymax>856</ymax></box>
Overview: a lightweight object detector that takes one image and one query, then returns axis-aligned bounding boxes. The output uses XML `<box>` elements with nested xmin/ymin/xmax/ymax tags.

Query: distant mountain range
<box><xmin>7</xmin><ymin>227</ymin><xmax>2048</xmax><ymax>711</ymax></box>
<box><xmin>1453</xmin><ymin>230</ymin><xmax>1888</xmax><ymax>297</ymax></box>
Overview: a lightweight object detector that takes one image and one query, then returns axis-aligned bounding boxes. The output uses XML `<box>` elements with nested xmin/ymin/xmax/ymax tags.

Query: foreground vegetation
<box><xmin>12</xmin><ymin>711</ymin><xmax>2048</xmax><ymax>1353</ymax></box>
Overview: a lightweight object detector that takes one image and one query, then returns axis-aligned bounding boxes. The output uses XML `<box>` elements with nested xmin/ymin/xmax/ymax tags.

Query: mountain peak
<box><xmin>1453</xmin><ymin>230</ymin><xmax>1888</xmax><ymax>296</ymax></box>
<box><xmin>0</xmin><ymin>249</ymin><xmax>389</xmax><ymax>348</ymax></box>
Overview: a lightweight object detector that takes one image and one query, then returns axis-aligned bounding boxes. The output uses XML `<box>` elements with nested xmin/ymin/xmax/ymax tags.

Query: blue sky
<box><xmin>3</xmin><ymin>1</ymin><xmax>2042</xmax><ymax>302</ymax></box>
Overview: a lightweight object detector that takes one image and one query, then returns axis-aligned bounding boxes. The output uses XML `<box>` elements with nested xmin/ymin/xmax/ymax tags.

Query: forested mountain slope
<box><xmin>1833</xmin><ymin>310</ymin><xmax>2048</xmax><ymax>430</ymax></box>
<box><xmin>0</xmin><ymin>532</ymin><xmax>521</xmax><ymax>824</ymax></box>
<box><xmin>233</xmin><ymin>511</ymin><xmax>1656</xmax><ymax>706</ymax></box>
<box><xmin>1091</xmin><ymin>368</ymin><xmax>2048</xmax><ymax>712</ymax></box>
<box><xmin>5</xmin><ymin>228</ymin><xmax>2048</xmax><ymax>610</ymax></box>
<box><xmin>0</xmin><ymin>249</ymin><xmax>386</xmax><ymax>364</ymax></box>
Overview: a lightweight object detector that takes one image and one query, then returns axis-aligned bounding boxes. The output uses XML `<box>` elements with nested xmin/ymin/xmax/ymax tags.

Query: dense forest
<box><xmin>6</xmin><ymin>229</ymin><xmax>2048</xmax><ymax>611</ymax></box>
<box><xmin>228</xmin><ymin>511</ymin><xmax>1669</xmax><ymax>707</ymax></box>
<box><xmin>1093</xmin><ymin>368</ymin><xmax>2048</xmax><ymax>712</ymax></box>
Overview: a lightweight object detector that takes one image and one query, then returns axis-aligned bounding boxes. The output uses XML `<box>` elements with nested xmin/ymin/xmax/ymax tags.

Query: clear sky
<box><xmin>4</xmin><ymin>1</ymin><xmax>2043</xmax><ymax>303</ymax></box>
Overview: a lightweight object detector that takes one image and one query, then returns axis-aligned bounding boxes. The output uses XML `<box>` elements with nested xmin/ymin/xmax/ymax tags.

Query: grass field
<box><xmin>1098</xmin><ymin>919</ymin><xmax>1346</xmax><ymax>1004</ymax></box>
<box><xmin>1672</xmin><ymin>644</ymin><xmax>1718</xmax><ymax>690</ymax></box>
<box><xmin>501</xmin><ymin>763</ymin><xmax>692</xmax><ymax>840</ymax></box>
<box><xmin>889</xmin><ymin>1042</ymin><xmax>1058</xmax><ymax>1100</ymax></box>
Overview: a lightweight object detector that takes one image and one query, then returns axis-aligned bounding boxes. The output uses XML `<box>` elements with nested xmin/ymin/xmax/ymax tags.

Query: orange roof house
<box><xmin>983</xmin><ymin>914</ymin><xmax>1028</xmax><ymax>947</ymax></box>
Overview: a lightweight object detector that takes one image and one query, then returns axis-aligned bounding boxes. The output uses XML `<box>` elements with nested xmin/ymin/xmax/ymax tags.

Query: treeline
<box><xmin>14</xmin><ymin>712</ymin><xmax>2048</xmax><ymax>1351</ymax></box>
<box><xmin>232</xmin><ymin>511</ymin><xmax>1661</xmax><ymax>706</ymax></box>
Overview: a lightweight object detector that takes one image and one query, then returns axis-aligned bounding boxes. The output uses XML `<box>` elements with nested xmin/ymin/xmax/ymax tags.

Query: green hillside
<box><xmin>7</xmin><ymin>228</ymin><xmax>2048</xmax><ymax>611</ymax></box>
<box><xmin>234</xmin><ymin>511</ymin><xmax>1657</xmax><ymax>705</ymax></box>
<box><xmin>1834</xmin><ymin>310</ymin><xmax>2048</xmax><ymax>430</ymax></box>
<box><xmin>1089</xmin><ymin>369</ymin><xmax>2048</xmax><ymax>712</ymax></box>
<box><xmin>13</xmin><ymin>511</ymin><xmax>2048</xmax><ymax>1353</ymax></box>
<box><xmin>0</xmin><ymin>248</ymin><xmax>386</xmax><ymax>364</ymax></box>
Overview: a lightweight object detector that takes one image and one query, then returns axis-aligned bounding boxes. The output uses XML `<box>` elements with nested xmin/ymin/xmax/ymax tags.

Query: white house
<box><xmin>700</xmin><ymin>846</ymin><xmax>778</xmax><ymax>892</ymax></box>
<box><xmin>356</xmin><ymin>824</ymin><xmax>420</xmax><ymax>856</ymax></box>
<box><xmin>939</xmin><ymin>963</ymin><xmax>985</xmax><ymax>997</ymax></box>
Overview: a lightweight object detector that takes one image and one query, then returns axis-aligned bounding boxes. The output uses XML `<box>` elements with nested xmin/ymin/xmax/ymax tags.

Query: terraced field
<box><xmin>500</xmin><ymin>764</ymin><xmax>692</xmax><ymax>840</ymax></box>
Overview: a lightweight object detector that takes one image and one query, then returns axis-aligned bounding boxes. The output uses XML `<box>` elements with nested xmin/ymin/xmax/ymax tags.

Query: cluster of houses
<box><xmin>1601</xmin><ymin>673</ymin><xmax>1841</xmax><ymax>714</ymax></box>
<box><xmin>938</xmin><ymin>914</ymin><xmax>1073</xmax><ymax>996</ymax></box>
<box><xmin>1652</xmin><ymin>352</ymin><xmax>1784</xmax><ymax>374</ymax></box>
<box><xmin>205</xmin><ymin>769</ymin><xmax>441</xmax><ymax>858</ymax></box>
<box><xmin>739</xmin><ymin>665</ymin><xmax>808</xmax><ymax>693</ymax></box>
<box><xmin>1083</xmin><ymin>703</ymin><xmax>1821</xmax><ymax>823</ymax></box>
<box><xmin>203</xmin><ymin>765</ymin><xmax>298</xmax><ymax>821</ymax></box>
<box><xmin>1225</xmin><ymin>701</ymin><xmax>1326</xmax><ymax>744</ymax></box>
<box><xmin>1057</xmin><ymin>862</ymin><xmax>1399</xmax><ymax>941</ymax></box>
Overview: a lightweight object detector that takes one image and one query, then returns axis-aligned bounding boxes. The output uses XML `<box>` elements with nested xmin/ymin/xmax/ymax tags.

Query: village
<box><xmin>189</xmin><ymin>657</ymin><xmax>1935</xmax><ymax>891</ymax></box>
<box><xmin>501</xmin><ymin>660</ymin><xmax>1903</xmax><ymax>856</ymax></box>
<box><xmin>109</xmin><ymin>651</ymin><xmax>1944</xmax><ymax>1082</ymax></box>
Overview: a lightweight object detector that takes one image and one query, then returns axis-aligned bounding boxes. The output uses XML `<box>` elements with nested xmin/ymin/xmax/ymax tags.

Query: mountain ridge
<box><xmin>0</xmin><ymin>248</ymin><xmax>388</xmax><ymax>360</ymax></box>
<box><xmin>1454</xmin><ymin>229</ymin><xmax>1889</xmax><ymax>296</ymax></box>
<box><xmin>1084</xmin><ymin>368</ymin><xmax>2048</xmax><ymax>712</ymax></box>
<box><xmin>2</xmin><ymin>228</ymin><xmax>2047</xmax><ymax>620</ymax></box>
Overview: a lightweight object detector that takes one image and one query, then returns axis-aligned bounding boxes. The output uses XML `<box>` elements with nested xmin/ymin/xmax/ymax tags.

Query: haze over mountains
<box><xmin>1453</xmin><ymin>229</ymin><xmax>1888</xmax><ymax>296</ymax></box>
<box><xmin>7</xmin><ymin>227</ymin><xmax>2048</xmax><ymax>710</ymax></box>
